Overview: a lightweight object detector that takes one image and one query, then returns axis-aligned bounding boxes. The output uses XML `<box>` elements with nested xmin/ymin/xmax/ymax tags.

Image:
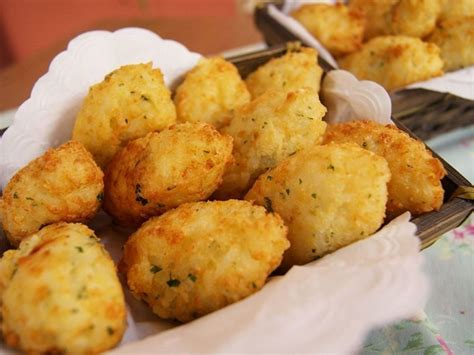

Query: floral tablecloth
<box><xmin>363</xmin><ymin>125</ymin><xmax>474</xmax><ymax>355</ymax></box>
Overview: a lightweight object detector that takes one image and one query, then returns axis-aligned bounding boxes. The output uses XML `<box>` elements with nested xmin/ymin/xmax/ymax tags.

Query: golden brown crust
<box><xmin>291</xmin><ymin>3</ymin><xmax>366</xmax><ymax>57</ymax></box>
<box><xmin>121</xmin><ymin>200</ymin><xmax>289</xmax><ymax>323</ymax></box>
<box><xmin>174</xmin><ymin>57</ymin><xmax>251</xmax><ymax>129</ymax></box>
<box><xmin>103</xmin><ymin>122</ymin><xmax>233</xmax><ymax>226</ymax></box>
<box><xmin>0</xmin><ymin>223</ymin><xmax>126</xmax><ymax>353</ymax></box>
<box><xmin>0</xmin><ymin>141</ymin><xmax>104</xmax><ymax>246</ymax></box>
<box><xmin>323</xmin><ymin>120</ymin><xmax>446</xmax><ymax>218</ymax></box>
<box><xmin>244</xmin><ymin>47</ymin><xmax>323</xmax><ymax>98</ymax></box>
<box><xmin>245</xmin><ymin>143</ymin><xmax>390</xmax><ymax>270</ymax></box>
<box><xmin>338</xmin><ymin>35</ymin><xmax>444</xmax><ymax>90</ymax></box>
<box><xmin>73</xmin><ymin>63</ymin><xmax>176</xmax><ymax>168</ymax></box>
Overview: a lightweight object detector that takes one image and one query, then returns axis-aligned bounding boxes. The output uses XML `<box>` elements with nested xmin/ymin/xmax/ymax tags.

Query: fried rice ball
<box><xmin>73</xmin><ymin>63</ymin><xmax>176</xmax><ymax>168</ymax></box>
<box><xmin>244</xmin><ymin>47</ymin><xmax>323</xmax><ymax>98</ymax></box>
<box><xmin>0</xmin><ymin>141</ymin><xmax>103</xmax><ymax>247</ymax></box>
<box><xmin>215</xmin><ymin>88</ymin><xmax>327</xmax><ymax>199</ymax></box>
<box><xmin>428</xmin><ymin>16</ymin><xmax>474</xmax><ymax>71</ymax></box>
<box><xmin>0</xmin><ymin>223</ymin><xmax>126</xmax><ymax>354</ymax></box>
<box><xmin>439</xmin><ymin>0</ymin><xmax>474</xmax><ymax>21</ymax></box>
<box><xmin>390</xmin><ymin>0</ymin><xmax>443</xmax><ymax>38</ymax></box>
<box><xmin>349</xmin><ymin>0</ymin><xmax>399</xmax><ymax>40</ymax></box>
<box><xmin>291</xmin><ymin>4</ymin><xmax>366</xmax><ymax>57</ymax></box>
<box><xmin>245</xmin><ymin>143</ymin><xmax>390</xmax><ymax>270</ymax></box>
<box><xmin>174</xmin><ymin>57</ymin><xmax>251</xmax><ymax>129</ymax></box>
<box><xmin>104</xmin><ymin>122</ymin><xmax>233</xmax><ymax>226</ymax></box>
<box><xmin>323</xmin><ymin>120</ymin><xmax>446</xmax><ymax>218</ymax></box>
<box><xmin>338</xmin><ymin>36</ymin><xmax>444</xmax><ymax>90</ymax></box>
<box><xmin>121</xmin><ymin>200</ymin><xmax>289</xmax><ymax>323</ymax></box>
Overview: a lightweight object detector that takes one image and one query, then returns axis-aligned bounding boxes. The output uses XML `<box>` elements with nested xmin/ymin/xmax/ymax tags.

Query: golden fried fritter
<box><xmin>0</xmin><ymin>141</ymin><xmax>103</xmax><ymax>246</ymax></box>
<box><xmin>245</xmin><ymin>143</ymin><xmax>390</xmax><ymax>270</ymax></box>
<box><xmin>390</xmin><ymin>0</ymin><xmax>443</xmax><ymax>38</ymax></box>
<box><xmin>428</xmin><ymin>16</ymin><xmax>474</xmax><ymax>71</ymax></box>
<box><xmin>174</xmin><ymin>57</ymin><xmax>251</xmax><ymax>129</ymax></box>
<box><xmin>244</xmin><ymin>47</ymin><xmax>323</xmax><ymax>98</ymax></box>
<box><xmin>349</xmin><ymin>0</ymin><xmax>399</xmax><ymax>39</ymax></box>
<box><xmin>439</xmin><ymin>0</ymin><xmax>474</xmax><ymax>21</ymax></box>
<box><xmin>215</xmin><ymin>88</ymin><xmax>327</xmax><ymax>199</ymax></box>
<box><xmin>73</xmin><ymin>63</ymin><xmax>176</xmax><ymax>168</ymax></box>
<box><xmin>104</xmin><ymin>122</ymin><xmax>233</xmax><ymax>226</ymax></box>
<box><xmin>338</xmin><ymin>36</ymin><xmax>444</xmax><ymax>90</ymax></box>
<box><xmin>291</xmin><ymin>4</ymin><xmax>366</xmax><ymax>57</ymax></box>
<box><xmin>0</xmin><ymin>223</ymin><xmax>126</xmax><ymax>354</ymax></box>
<box><xmin>323</xmin><ymin>120</ymin><xmax>446</xmax><ymax>218</ymax></box>
<box><xmin>121</xmin><ymin>200</ymin><xmax>289</xmax><ymax>323</ymax></box>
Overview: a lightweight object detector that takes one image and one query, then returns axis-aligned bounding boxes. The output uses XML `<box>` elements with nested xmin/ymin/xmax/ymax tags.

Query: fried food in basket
<box><xmin>0</xmin><ymin>141</ymin><xmax>103</xmax><ymax>246</ymax></box>
<box><xmin>245</xmin><ymin>143</ymin><xmax>390</xmax><ymax>270</ymax></box>
<box><xmin>0</xmin><ymin>223</ymin><xmax>126</xmax><ymax>354</ymax></box>
<box><xmin>121</xmin><ymin>200</ymin><xmax>289</xmax><ymax>323</ymax></box>
<box><xmin>174</xmin><ymin>57</ymin><xmax>251</xmax><ymax>129</ymax></box>
<box><xmin>348</xmin><ymin>0</ymin><xmax>399</xmax><ymax>40</ymax></box>
<box><xmin>215</xmin><ymin>88</ymin><xmax>327</xmax><ymax>199</ymax></box>
<box><xmin>73</xmin><ymin>63</ymin><xmax>176</xmax><ymax>168</ymax></box>
<box><xmin>104</xmin><ymin>122</ymin><xmax>233</xmax><ymax>226</ymax></box>
<box><xmin>338</xmin><ymin>36</ymin><xmax>444</xmax><ymax>90</ymax></box>
<box><xmin>291</xmin><ymin>3</ymin><xmax>366</xmax><ymax>57</ymax></box>
<box><xmin>324</xmin><ymin>120</ymin><xmax>446</xmax><ymax>219</ymax></box>
<box><xmin>244</xmin><ymin>47</ymin><xmax>323</xmax><ymax>98</ymax></box>
<box><xmin>389</xmin><ymin>0</ymin><xmax>443</xmax><ymax>38</ymax></box>
<box><xmin>428</xmin><ymin>16</ymin><xmax>474</xmax><ymax>71</ymax></box>
<box><xmin>439</xmin><ymin>0</ymin><xmax>474</xmax><ymax>21</ymax></box>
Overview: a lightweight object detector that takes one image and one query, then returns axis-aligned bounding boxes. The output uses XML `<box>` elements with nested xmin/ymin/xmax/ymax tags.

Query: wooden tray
<box><xmin>253</xmin><ymin>3</ymin><xmax>474</xmax><ymax>140</ymax></box>
<box><xmin>227</xmin><ymin>44</ymin><xmax>473</xmax><ymax>249</ymax></box>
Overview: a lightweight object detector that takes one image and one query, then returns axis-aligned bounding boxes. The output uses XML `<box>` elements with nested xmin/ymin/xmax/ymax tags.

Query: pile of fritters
<box><xmin>0</xmin><ymin>46</ymin><xmax>447</xmax><ymax>353</ymax></box>
<box><xmin>291</xmin><ymin>0</ymin><xmax>474</xmax><ymax>90</ymax></box>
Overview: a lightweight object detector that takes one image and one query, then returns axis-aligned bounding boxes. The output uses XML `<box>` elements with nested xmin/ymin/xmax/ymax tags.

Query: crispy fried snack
<box><xmin>390</xmin><ymin>0</ymin><xmax>443</xmax><ymax>38</ymax></box>
<box><xmin>338</xmin><ymin>36</ymin><xmax>444</xmax><ymax>90</ymax></box>
<box><xmin>174</xmin><ymin>57</ymin><xmax>251</xmax><ymax>129</ymax></box>
<box><xmin>73</xmin><ymin>63</ymin><xmax>176</xmax><ymax>168</ymax></box>
<box><xmin>0</xmin><ymin>223</ymin><xmax>126</xmax><ymax>354</ymax></box>
<box><xmin>349</xmin><ymin>0</ymin><xmax>399</xmax><ymax>39</ymax></box>
<box><xmin>0</xmin><ymin>141</ymin><xmax>103</xmax><ymax>246</ymax></box>
<box><xmin>244</xmin><ymin>47</ymin><xmax>323</xmax><ymax>98</ymax></box>
<box><xmin>245</xmin><ymin>143</ymin><xmax>390</xmax><ymax>270</ymax></box>
<box><xmin>324</xmin><ymin>120</ymin><xmax>446</xmax><ymax>218</ymax></box>
<box><xmin>428</xmin><ymin>16</ymin><xmax>474</xmax><ymax>71</ymax></box>
<box><xmin>439</xmin><ymin>0</ymin><xmax>474</xmax><ymax>21</ymax></box>
<box><xmin>291</xmin><ymin>4</ymin><xmax>365</xmax><ymax>57</ymax></box>
<box><xmin>121</xmin><ymin>200</ymin><xmax>289</xmax><ymax>322</ymax></box>
<box><xmin>215</xmin><ymin>88</ymin><xmax>327</xmax><ymax>199</ymax></box>
<box><xmin>104</xmin><ymin>122</ymin><xmax>233</xmax><ymax>226</ymax></box>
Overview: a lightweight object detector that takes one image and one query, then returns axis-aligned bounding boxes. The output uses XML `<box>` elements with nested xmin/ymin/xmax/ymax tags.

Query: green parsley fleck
<box><xmin>263</xmin><ymin>197</ymin><xmax>273</xmax><ymax>213</ymax></box>
<box><xmin>141</xmin><ymin>94</ymin><xmax>150</xmax><ymax>101</ymax></box>
<box><xmin>286</xmin><ymin>188</ymin><xmax>290</xmax><ymax>196</ymax></box>
<box><xmin>362</xmin><ymin>141</ymin><xmax>368</xmax><ymax>148</ymax></box>
<box><xmin>150</xmin><ymin>265</ymin><xmax>162</xmax><ymax>274</ymax></box>
<box><xmin>96</xmin><ymin>192</ymin><xmax>104</xmax><ymax>202</ymax></box>
<box><xmin>75</xmin><ymin>246</ymin><xmax>84</xmax><ymax>253</ymax></box>
<box><xmin>299</xmin><ymin>178</ymin><xmax>303</xmax><ymax>184</ymax></box>
<box><xmin>311</xmin><ymin>193</ymin><xmax>317</xmax><ymax>199</ymax></box>
<box><xmin>188</xmin><ymin>273</ymin><xmax>197</xmax><ymax>282</ymax></box>
<box><xmin>107</xmin><ymin>326</ymin><xmax>115</xmax><ymax>336</ymax></box>
<box><xmin>166</xmin><ymin>185</ymin><xmax>176</xmax><ymax>191</ymax></box>
<box><xmin>13</xmin><ymin>192</ymin><xmax>18</xmax><ymax>199</ymax></box>
<box><xmin>328</xmin><ymin>164</ymin><xmax>335</xmax><ymax>170</ymax></box>
<box><xmin>252</xmin><ymin>282</ymin><xmax>257</xmax><ymax>289</ymax></box>
<box><xmin>203</xmin><ymin>150</ymin><xmax>210</xmax><ymax>154</ymax></box>
<box><xmin>267</xmin><ymin>175</ymin><xmax>273</xmax><ymax>181</ymax></box>
<box><xmin>167</xmin><ymin>278</ymin><xmax>181</xmax><ymax>287</ymax></box>
<box><xmin>25</xmin><ymin>197</ymin><xmax>34</xmax><ymax>201</ymax></box>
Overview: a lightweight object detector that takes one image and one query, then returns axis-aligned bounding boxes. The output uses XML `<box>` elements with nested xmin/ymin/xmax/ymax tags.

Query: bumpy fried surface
<box><xmin>0</xmin><ymin>141</ymin><xmax>103</xmax><ymax>246</ymax></box>
<box><xmin>349</xmin><ymin>0</ymin><xmax>399</xmax><ymax>39</ymax></box>
<box><xmin>324</xmin><ymin>120</ymin><xmax>446</xmax><ymax>218</ymax></box>
<box><xmin>291</xmin><ymin>4</ymin><xmax>365</xmax><ymax>57</ymax></box>
<box><xmin>215</xmin><ymin>88</ymin><xmax>327</xmax><ymax>199</ymax></box>
<box><xmin>244</xmin><ymin>47</ymin><xmax>323</xmax><ymax>98</ymax></box>
<box><xmin>73</xmin><ymin>63</ymin><xmax>176</xmax><ymax>168</ymax></box>
<box><xmin>104</xmin><ymin>122</ymin><xmax>233</xmax><ymax>226</ymax></box>
<box><xmin>439</xmin><ymin>0</ymin><xmax>474</xmax><ymax>21</ymax></box>
<box><xmin>0</xmin><ymin>223</ymin><xmax>126</xmax><ymax>354</ymax></box>
<box><xmin>390</xmin><ymin>0</ymin><xmax>443</xmax><ymax>38</ymax></box>
<box><xmin>338</xmin><ymin>36</ymin><xmax>444</xmax><ymax>90</ymax></box>
<box><xmin>428</xmin><ymin>16</ymin><xmax>474</xmax><ymax>71</ymax></box>
<box><xmin>121</xmin><ymin>200</ymin><xmax>289</xmax><ymax>322</ymax></box>
<box><xmin>245</xmin><ymin>143</ymin><xmax>390</xmax><ymax>270</ymax></box>
<box><xmin>174</xmin><ymin>57</ymin><xmax>251</xmax><ymax>129</ymax></box>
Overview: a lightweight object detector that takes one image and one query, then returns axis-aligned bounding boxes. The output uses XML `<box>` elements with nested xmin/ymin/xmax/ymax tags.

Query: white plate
<box><xmin>0</xmin><ymin>28</ymin><xmax>428</xmax><ymax>353</ymax></box>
